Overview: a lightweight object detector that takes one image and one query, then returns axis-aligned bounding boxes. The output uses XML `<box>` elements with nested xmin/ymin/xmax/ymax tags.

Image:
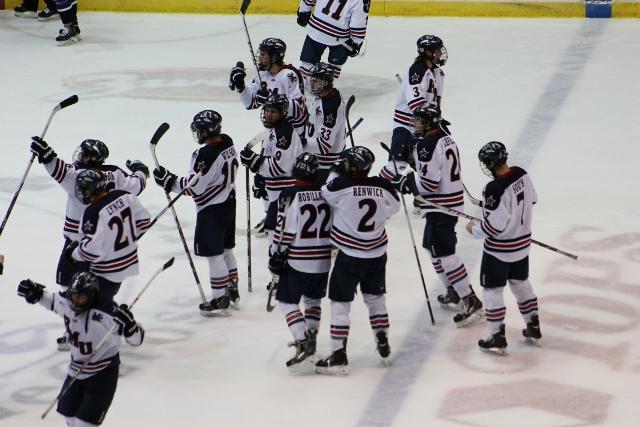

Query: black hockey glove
<box><xmin>296</xmin><ymin>9</ymin><xmax>311</xmax><ymax>27</ymax></box>
<box><xmin>391</xmin><ymin>171</ymin><xmax>415</xmax><ymax>195</ymax></box>
<box><xmin>240</xmin><ymin>147</ymin><xmax>264</xmax><ymax>173</ymax></box>
<box><xmin>252</xmin><ymin>174</ymin><xmax>268</xmax><ymax>200</ymax></box>
<box><xmin>229</xmin><ymin>63</ymin><xmax>246</xmax><ymax>92</ymax></box>
<box><xmin>126</xmin><ymin>159</ymin><xmax>150</xmax><ymax>178</ymax></box>
<box><xmin>344</xmin><ymin>39</ymin><xmax>362</xmax><ymax>57</ymax></box>
<box><xmin>63</xmin><ymin>240</ymin><xmax>80</xmax><ymax>264</ymax></box>
<box><xmin>30</xmin><ymin>136</ymin><xmax>56</xmax><ymax>164</ymax></box>
<box><xmin>268</xmin><ymin>251</ymin><xmax>288</xmax><ymax>276</ymax></box>
<box><xmin>153</xmin><ymin>166</ymin><xmax>177</xmax><ymax>193</ymax></box>
<box><xmin>17</xmin><ymin>279</ymin><xmax>45</xmax><ymax>304</ymax></box>
<box><xmin>255</xmin><ymin>87</ymin><xmax>269</xmax><ymax>106</ymax></box>
<box><xmin>113</xmin><ymin>304</ymin><xmax>139</xmax><ymax>337</ymax></box>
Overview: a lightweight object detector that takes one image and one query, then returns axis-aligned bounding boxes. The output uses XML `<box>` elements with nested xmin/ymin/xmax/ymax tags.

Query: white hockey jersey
<box><xmin>322</xmin><ymin>174</ymin><xmax>400</xmax><ymax>258</ymax></box>
<box><xmin>39</xmin><ymin>291</ymin><xmax>144</xmax><ymax>380</ymax></box>
<box><xmin>73</xmin><ymin>190</ymin><xmax>151</xmax><ymax>283</ymax></box>
<box><xmin>43</xmin><ymin>158</ymin><xmax>146</xmax><ymax>241</ymax></box>
<box><xmin>271</xmin><ymin>184</ymin><xmax>333</xmax><ymax>274</ymax></box>
<box><xmin>300</xmin><ymin>0</ymin><xmax>370</xmax><ymax>46</ymax></box>
<box><xmin>393</xmin><ymin>62</ymin><xmax>444</xmax><ymax>132</ymax></box>
<box><xmin>239</xmin><ymin>65</ymin><xmax>308</xmax><ymax>136</ymax></box>
<box><xmin>471</xmin><ymin>166</ymin><xmax>538</xmax><ymax>262</ymax></box>
<box><xmin>171</xmin><ymin>134</ymin><xmax>238</xmax><ymax>212</ymax></box>
<box><xmin>305</xmin><ymin>88</ymin><xmax>347</xmax><ymax>170</ymax></box>
<box><xmin>257</xmin><ymin>121</ymin><xmax>304</xmax><ymax>202</ymax></box>
<box><xmin>411</xmin><ymin>129</ymin><xmax>464</xmax><ymax>217</ymax></box>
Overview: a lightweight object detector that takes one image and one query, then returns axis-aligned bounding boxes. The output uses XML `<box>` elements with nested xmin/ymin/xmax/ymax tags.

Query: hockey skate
<box><xmin>14</xmin><ymin>6</ymin><xmax>37</xmax><ymax>18</ymax></box>
<box><xmin>56</xmin><ymin>333</ymin><xmax>70</xmax><ymax>351</ymax></box>
<box><xmin>228</xmin><ymin>279</ymin><xmax>240</xmax><ymax>310</ymax></box>
<box><xmin>38</xmin><ymin>8</ymin><xmax>60</xmax><ymax>21</ymax></box>
<box><xmin>305</xmin><ymin>328</ymin><xmax>318</xmax><ymax>355</ymax></box>
<box><xmin>56</xmin><ymin>24</ymin><xmax>81</xmax><ymax>46</ymax></box>
<box><xmin>375</xmin><ymin>330</ymin><xmax>391</xmax><ymax>366</ymax></box>
<box><xmin>286</xmin><ymin>338</ymin><xmax>319</xmax><ymax>374</ymax></box>
<box><xmin>315</xmin><ymin>348</ymin><xmax>349</xmax><ymax>376</ymax></box>
<box><xmin>478</xmin><ymin>324</ymin><xmax>508</xmax><ymax>355</ymax></box>
<box><xmin>199</xmin><ymin>295</ymin><xmax>231</xmax><ymax>317</ymax></box>
<box><xmin>453</xmin><ymin>292</ymin><xmax>484</xmax><ymax>327</ymax></box>
<box><xmin>522</xmin><ymin>315</ymin><xmax>542</xmax><ymax>346</ymax></box>
<box><xmin>253</xmin><ymin>218</ymin><xmax>267</xmax><ymax>238</ymax></box>
<box><xmin>437</xmin><ymin>286</ymin><xmax>460</xmax><ymax>311</ymax></box>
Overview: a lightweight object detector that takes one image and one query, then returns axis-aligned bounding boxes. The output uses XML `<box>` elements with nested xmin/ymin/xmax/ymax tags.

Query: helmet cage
<box><xmin>67</xmin><ymin>272</ymin><xmax>99</xmax><ymax>313</ymax></box>
<box><xmin>73</xmin><ymin>139</ymin><xmax>109</xmax><ymax>168</ymax></box>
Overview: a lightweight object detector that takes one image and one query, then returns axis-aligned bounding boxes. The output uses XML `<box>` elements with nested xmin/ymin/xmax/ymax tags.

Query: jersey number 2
<box><xmin>357</xmin><ymin>199</ymin><xmax>377</xmax><ymax>232</ymax></box>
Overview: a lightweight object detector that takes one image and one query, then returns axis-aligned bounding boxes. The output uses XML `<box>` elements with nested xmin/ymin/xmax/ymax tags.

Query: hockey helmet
<box><xmin>73</xmin><ymin>139</ymin><xmax>109</xmax><ymax>168</ymax></box>
<box><xmin>478</xmin><ymin>141</ymin><xmax>508</xmax><ymax>177</ymax></box>
<box><xmin>191</xmin><ymin>110</ymin><xmax>222</xmax><ymax>144</ymax></box>
<box><xmin>261</xmin><ymin>93</ymin><xmax>289</xmax><ymax>128</ymax></box>
<box><xmin>75</xmin><ymin>169</ymin><xmax>107</xmax><ymax>204</ymax></box>
<box><xmin>416</xmin><ymin>35</ymin><xmax>448</xmax><ymax>66</ymax></box>
<box><xmin>343</xmin><ymin>146</ymin><xmax>375</xmax><ymax>175</ymax></box>
<box><xmin>258</xmin><ymin>38</ymin><xmax>287</xmax><ymax>70</ymax></box>
<box><xmin>413</xmin><ymin>103</ymin><xmax>442</xmax><ymax>137</ymax></box>
<box><xmin>309</xmin><ymin>62</ymin><xmax>334</xmax><ymax>96</ymax></box>
<box><xmin>67</xmin><ymin>271</ymin><xmax>99</xmax><ymax>313</ymax></box>
<box><xmin>293</xmin><ymin>153</ymin><xmax>319</xmax><ymax>180</ymax></box>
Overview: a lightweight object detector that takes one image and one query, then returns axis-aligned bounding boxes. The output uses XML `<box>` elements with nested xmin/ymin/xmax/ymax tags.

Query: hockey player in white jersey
<box><xmin>297</xmin><ymin>0</ymin><xmax>370</xmax><ymax>80</ymax></box>
<box><xmin>67</xmin><ymin>170</ymin><xmax>151</xmax><ymax>301</ymax></box>
<box><xmin>240</xmin><ymin>94</ymin><xmax>304</xmax><ymax>247</ymax></box>
<box><xmin>316</xmin><ymin>146</ymin><xmax>400</xmax><ymax>375</ymax></box>
<box><xmin>17</xmin><ymin>271</ymin><xmax>144</xmax><ymax>426</ymax></box>
<box><xmin>304</xmin><ymin>62</ymin><xmax>347</xmax><ymax>183</ymax></box>
<box><xmin>30</xmin><ymin>137</ymin><xmax>148</xmax><ymax>350</ymax></box>
<box><xmin>466</xmin><ymin>141</ymin><xmax>540</xmax><ymax>354</ymax></box>
<box><xmin>389</xmin><ymin>35</ymin><xmax>447</xmax><ymax>167</ymax></box>
<box><xmin>153</xmin><ymin>110</ymin><xmax>240</xmax><ymax>316</ymax></box>
<box><xmin>408</xmin><ymin>105</ymin><xmax>483</xmax><ymax>327</ymax></box>
<box><xmin>229</xmin><ymin>38</ymin><xmax>308</xmax><ymax>138</ymax></box>
<box><xmin>268</xmin><ymin>153</ymin><xmax>332</xmax><ymax>373</ymax></box>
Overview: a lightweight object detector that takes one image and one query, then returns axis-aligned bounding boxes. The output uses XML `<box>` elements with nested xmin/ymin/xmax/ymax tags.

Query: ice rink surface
<box><xmin>1</xmin><ymin>10</ymin><xmax>640</xmax><ymax>427</ymax></box>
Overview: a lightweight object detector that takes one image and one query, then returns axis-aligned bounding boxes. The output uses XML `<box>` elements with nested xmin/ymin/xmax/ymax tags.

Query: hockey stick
<box><xmin>42</xmin><ymin>257</ymin><xmax>175</xmax><ymax>419</ymax></box>
<box><xmin>149</xmin><ymin>123</ymin><xmax>210</xmax><ymax>310</ymax></box>
<box><xmin>244</xmin><ymin>130</ymin><xmax>268</xmax><ymax>293</ymax></box>
<box><xmin>0</xmin><ymin>94</ymin><xmax>78</xmax><ymax>239</ymax></box>
<box><xmin>346</xmin><ymin>117</ymin><xmax>363</xmax><ymax>138</ymax></box>
<box><xmin>267</xmin><ymin>196</ymin><xmax>291</xmax><ymax>312</ymax></box>
<box><xmin>345</xmin><ymin>95</ymin><xmax>356</xmax><ymax>148</ymax></box>
<box><xmin>239</xmin><ymin>0</ymin><xmax>263</xmax><ymax>86</ymax></box>
<box><xmin>382</xmin><ymin>148</ymin><xmax>579</xmax><ymax>260</ymax></box>
<box><xmin>462</xmin><ymin>184</ymin><xmax>482</xmax><ymax>207</ymax></box>
<box><xmin>139</xmin><ymin>172</ymin><xmax>202</xmax><ymax>239</ymax></box>
<box><xmin>380</xmin><ymin>142</ymin><xmax>435</xmax><ymax>325</ymax></box>
<box><xmin>0</xmin><ymin>255</ymin><xmax>4</xmax><ymax>275</ymax></box>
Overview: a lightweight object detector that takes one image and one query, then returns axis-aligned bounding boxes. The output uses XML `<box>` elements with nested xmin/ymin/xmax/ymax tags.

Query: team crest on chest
<box><xmin>196</xmin><ymin>160</ymin><xmax>206</xmax><ymax>173</ymax></box>
<box><xmin>325</xmin><ymin>113</ymin><xmax>335</xmax><ymax>127</ymax></box>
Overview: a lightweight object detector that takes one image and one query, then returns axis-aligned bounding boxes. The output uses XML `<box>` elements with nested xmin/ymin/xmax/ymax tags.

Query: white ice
<box><xmin>1</xmin><ymin>11</ymin><xmax>639</xmax><ymax>427</ymax></box>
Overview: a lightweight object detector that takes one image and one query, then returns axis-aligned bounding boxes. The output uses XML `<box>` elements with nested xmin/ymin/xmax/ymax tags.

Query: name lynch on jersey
<box><xmin>105</xmin><ymin>198</ymin><xmax>126</xmax><ymax>216</ymax></box>
<box><xmin>352</xmin><ymin>186</ymin><xmax>384</xmax><ymax>198</ymax></box>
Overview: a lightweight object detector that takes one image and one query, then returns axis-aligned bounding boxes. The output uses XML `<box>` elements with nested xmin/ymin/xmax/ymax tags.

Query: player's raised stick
<box><xmin>239</xmin><ymin>0</ymin><xmax>263</xmax><ymax>86</ymax></box>
<box><xmin>346</xmin><ymin>117</ymin><xmax>363</xmax><ymax>138</ymax></box>
<box><xmin>41</xmin><ymin>257</ymin><xmax>175</xmax><ymax>419</ymax></box>
<box><xmin>345</xmin><ymin>95</ymin><xmax>356</xmax><ymax>148</ymax></box>
<box><xmin>381</xmin><ymin>142</ymin><xmax>435</xmax><ymax>325</ymax></box>
<box><xmin>0</xmin><ymin>94</ymin><xmax>78</xmax><ymax>239</ymax></box>
<box><xmin>149</xmin><ymin>123</ymin><xmax>210</xmax><ymax>311</ymax></box>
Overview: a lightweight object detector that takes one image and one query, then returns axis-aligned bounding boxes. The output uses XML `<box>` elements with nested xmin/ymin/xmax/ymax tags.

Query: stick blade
<box><xmin>59</xmin><ymin>95</ymin><xmax>79</xmax><ymax>109</ymax></box>
<box><xmin>150</xmin><ymin>122</ymin><xmax>170</xmax><ymax>146</ymax></box>
<box><xmin>163</xmin><ymin>257</ymin><xmax>175</xmax><ymax>270</ymax></box>
<box><xmin>380</xmin><ymin>141</ymin><xmax>391</xmax><ymax>153</ymax></box>
<box><xmin>346</xmin><ymin>95</ymin><xmax>356</xmax><ymax>112</ymax></box>
<box><xmin>240</xmin><ymin>0</ymin><xmax>251</xmax><ymax>14</ymax></box>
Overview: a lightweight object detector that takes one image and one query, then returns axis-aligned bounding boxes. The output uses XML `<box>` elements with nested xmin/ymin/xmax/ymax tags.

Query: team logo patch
<box><xmin>418</xmin><ymin>147</ymin><xmax>429</xmax><ymax>160</ymax></box>
<box><xmin>324</xmin><ymin>113</ymin><xmax>335</xmax><ymax>127</ymax></box>
<box><xmin>276</xmin><ymin>136</ymin><xmax>289</xmax><ymax>149</ymax></box>
<box><xmin>411</xmin><ymin>72</ymin><xmax>421</xmax><ymax>84</ymax></box>
<box><xmin>83</xmin><ymin>220</ymin><xmax>94</xmax><ymax>233</ymax></box>
<box><xmin>196</xmin><ymin>160</ymin><xmax>206</xmax><ymax>173</ymax></box>
<box><xmin>485</xmin><ymin>195</ymin><xmax>497</xmax><ymax>208</ymax></box>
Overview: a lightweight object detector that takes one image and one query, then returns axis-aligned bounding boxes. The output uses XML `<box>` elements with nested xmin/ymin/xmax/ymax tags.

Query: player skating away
<box><xmin>53</xmin><ymin>0</ymin><xmax>81</xmax><ymax>45</ymax></box>
<box><xmin>304</xmin><ymin>62</ymin><xmax>347</xmax><ymax>183</ymax></box>
<box><xmin>268</xmin><ymin>153</ymin><xmax>333</xmax><ymax>373</ymax></box>
<box><xmin>30</xmin><ymin>137</ymin><xmax>148</xmax><ymax>350</ymax></box>
<box><xmin>466</xmin><ymin>141</ymin><xmax>541</xmax><ymax>354</ymax></box>
<box><xmin>240</xmin><ymin>94</ymin><xmax>304</xmax><ymax>255</ymax></box>
<box><xmin>153</xmin><ymin>111</ymin><xmax>240</xmax><ymax>316</ymax></box>
<box><xmin>297</xmin><ymin>0</ymin><xmax>370</xmax><ymax>81</ymax></box>
<box><xmin>407</xmin><ymin>105</ymin><xmax>483</xmax><ymax>327</ymax></box>
<box><xmin>316</xmin><ymin>146</ymin><xmax>400</xmax><ymax>375</ymax></box>
<box><xmin>17</xmin><ymin>272</ymin><xmax>144</xmax><ymax>426</ymax></box>
<box><xmin>67</xmin><ymin>170</ymin><xmax>150</xmax><ymax>301</ymax></box>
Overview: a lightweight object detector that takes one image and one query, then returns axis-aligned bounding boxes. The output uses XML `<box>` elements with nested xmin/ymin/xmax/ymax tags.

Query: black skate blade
<box><xmin>199</xmin><ymin>307</ymin><xmax>232</xmax><ymax>317</ymax></box>
<box><xmin>57</xmin><ymin>36</ymin><xmax>81</xmax><ymax>47</ymax></box>
<box><xmin>315</xmin><ymin>364</ymin><xmax>349</xmax><ymax>376</ymax></box>
<box><xmin>438</xmin><ymin>302</ymin><xmax>459</xmax><ymax>312</ymax></box>
<box><xmin>287</xmin><ymin>355</ymin><xmax>320</xmax><ymax>375</ymax></box>
<box><xmin>454</xmin><ymin>310</ymin><xmax>485</xmax><ymax>328</ymax></box>
<box><xmin>479</xmin><ymin>346</ymin><xmax>508</xmax><ymax>356</ymax></box>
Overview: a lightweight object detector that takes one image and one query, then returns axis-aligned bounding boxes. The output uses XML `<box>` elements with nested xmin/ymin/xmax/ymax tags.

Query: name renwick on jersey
<box><xmin>352</xmin><ymin>187</ymin><xmax>384</xmax><ymax>198</ymax></box>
